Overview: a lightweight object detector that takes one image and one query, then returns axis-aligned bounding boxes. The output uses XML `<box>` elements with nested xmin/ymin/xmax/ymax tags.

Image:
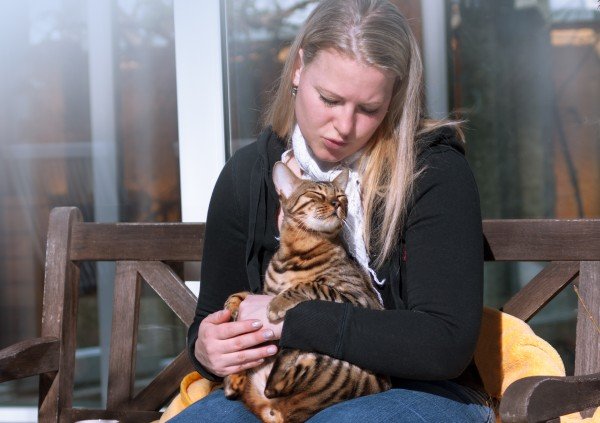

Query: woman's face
<box><xmin>293</xmin><ymin>48</ymin><xmax>395</xmax><ymax>163</ymax></box>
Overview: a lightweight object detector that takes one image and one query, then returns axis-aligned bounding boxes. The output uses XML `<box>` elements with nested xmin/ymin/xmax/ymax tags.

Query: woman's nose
<box><xmin>334</xmin><ymin>106</ymin><xmax>354</xmax><ymax>137</ymax></box>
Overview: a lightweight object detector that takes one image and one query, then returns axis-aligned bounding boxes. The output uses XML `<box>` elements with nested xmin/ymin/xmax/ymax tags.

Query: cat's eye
<box><xmin>304</xmin><ymin>190</ymin><xmax>326</xmax><ymax>201</ymax></box>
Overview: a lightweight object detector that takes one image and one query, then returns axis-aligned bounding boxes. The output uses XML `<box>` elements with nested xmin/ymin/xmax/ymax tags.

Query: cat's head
<box><xmin>272</xmin><ymin>161</ymin><xmax>349</xmax><ymax>235</ymax></box>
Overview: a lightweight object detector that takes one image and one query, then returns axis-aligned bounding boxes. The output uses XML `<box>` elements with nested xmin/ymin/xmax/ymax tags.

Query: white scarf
<box><xmin>281</xmin><ymin>125</ymin><xmax>385</xmax><ymax>305</ymax></box>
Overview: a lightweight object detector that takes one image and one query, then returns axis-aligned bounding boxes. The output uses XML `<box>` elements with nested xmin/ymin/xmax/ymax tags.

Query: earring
<box><xmin>291</xmin><ymin>86</ymin><xmax>298</xmax><ymax>97</ymax></box>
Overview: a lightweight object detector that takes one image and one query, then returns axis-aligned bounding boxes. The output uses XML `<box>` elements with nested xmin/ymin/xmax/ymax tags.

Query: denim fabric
<box><xmin>167</xmin><ymin>380</ymin><xmax>495</xmax><ymax>422</ymax></box>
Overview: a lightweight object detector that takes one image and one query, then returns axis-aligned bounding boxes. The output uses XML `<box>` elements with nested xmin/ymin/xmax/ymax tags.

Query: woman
<box><xmin>173</xmin><ymin>0</ymin><xmax>493</xmax><ymax>421</ymax></box>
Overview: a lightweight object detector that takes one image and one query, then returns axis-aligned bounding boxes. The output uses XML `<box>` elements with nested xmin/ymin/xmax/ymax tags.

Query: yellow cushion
<box><xmin>474</xmin><ymin>307</ymin><xmax>597</xmax><ymax>422</ymax></box>
<box><xmin>474</xmin><ymin>307</ymin><xmax>565</xmax><ymax>399</ymax></box>
<box><xmin>158</xmin><ymin>371</ymin><xmax>221</xmax><ymax>422</ymax></box>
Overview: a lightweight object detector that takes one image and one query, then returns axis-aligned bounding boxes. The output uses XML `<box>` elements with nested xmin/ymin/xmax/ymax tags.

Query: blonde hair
<box><xmin>264</xmin><ymin>0</ymin><xmax>458</xmax><ymax>267</ymax></box>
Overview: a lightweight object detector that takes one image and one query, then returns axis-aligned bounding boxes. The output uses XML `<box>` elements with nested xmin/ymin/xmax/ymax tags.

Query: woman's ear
<box><xmin>292</xmin><ymin>48</ymin><xmax>304</xmax><ymax>86</ymax></box>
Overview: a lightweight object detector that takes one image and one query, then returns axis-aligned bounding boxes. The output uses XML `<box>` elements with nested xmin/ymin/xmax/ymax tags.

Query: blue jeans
<box><xmin>167</xmin><ymin>379</ymin><xmax>495</xmax><ymax>422</ymax></box>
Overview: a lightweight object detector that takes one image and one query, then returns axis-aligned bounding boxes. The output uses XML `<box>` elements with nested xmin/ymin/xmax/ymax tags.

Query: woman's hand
<box><xmin>236</xmin><ymin>294</ymin><xmax>284</xmax><ymax>338</ymax></box>
<box><xmin>194</xmin><ymin>295</ymin><xmax>283</xmax><ymax>377</ymax></box>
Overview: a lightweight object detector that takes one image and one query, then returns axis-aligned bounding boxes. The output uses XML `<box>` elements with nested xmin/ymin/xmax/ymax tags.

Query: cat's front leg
<box><xmin>268</xmin><ymin>294</ymin><xmax>297</xmax><ymax>322</ymax></box>
<box><xmin>267</xmin><ymin>284</ymin><xmax>324</xmax><ymax>322</ymax></box>
<box><xmin>224</xmin><ymin>291</ymin><xmax>250</xmax><ymax>321</ymax></box>
<box><xmin>222</xmin><ymin>292</ymin><xmax>251</xmax><ymax>399</ymax></box>
<box><xmin>224</xmin><ymin>372</ymin><xmax>247</xmax><ymax>399</ymax></box>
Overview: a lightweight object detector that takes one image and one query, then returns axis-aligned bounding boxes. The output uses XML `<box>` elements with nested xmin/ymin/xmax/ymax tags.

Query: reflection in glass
<box><xmin>0</xmin><ymin>0</ymin><xmax>181</xmax><ymax>408</ymax></box>
<box><xmin>223</xmin><ymin>0</ymin><xmax>319</xmax><ymax>154</ymax></box>
<box><xmin>450</xmin><ymin>0</ymin><xmax>599</xmax><ymax>373</ymax></box>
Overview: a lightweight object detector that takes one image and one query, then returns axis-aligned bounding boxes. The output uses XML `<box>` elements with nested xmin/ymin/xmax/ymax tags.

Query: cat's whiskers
<box><xmin>341</xmin><ymin>219</ymin><xmax>352</xmax><ymax>233</ymax></box>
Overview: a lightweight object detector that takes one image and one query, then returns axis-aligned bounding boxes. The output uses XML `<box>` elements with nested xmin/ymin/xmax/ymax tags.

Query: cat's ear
<box><xmin>333</xmin><ymin>168</ymin><xmax>349</xmax><ymax>191</ymax></box>
<box><xmin>273</xmin><ymin>161</ymin><xmax>301</xmax><ymax>198</ymax></box>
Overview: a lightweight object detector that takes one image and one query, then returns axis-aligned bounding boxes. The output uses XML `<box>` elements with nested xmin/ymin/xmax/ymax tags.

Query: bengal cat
<box><xmin>223</xmin><ymin>161</ymin><xmax>390</xmax><ymax>423</ymax></box>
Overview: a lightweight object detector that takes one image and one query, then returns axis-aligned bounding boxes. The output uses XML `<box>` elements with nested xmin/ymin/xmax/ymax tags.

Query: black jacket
<box><xmin>187</xmin><ymin>126</ymin><xmax>484</xmax><ymax>386</ymax></box>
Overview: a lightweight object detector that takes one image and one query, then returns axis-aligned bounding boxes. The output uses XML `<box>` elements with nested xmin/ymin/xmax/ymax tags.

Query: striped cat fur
<box><xmin>223</xmin><ymin>161</ymin><xmax>391</xmax><ymax>423</ymax></box>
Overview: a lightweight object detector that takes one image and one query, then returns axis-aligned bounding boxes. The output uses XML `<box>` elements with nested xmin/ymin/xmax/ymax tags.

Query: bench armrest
<box><xmin>0</xmin><ymin>337</ymin><xmax>59</xmax><ymax>382</ymax></box>
<box><xmin>500</xmin><ymin>373</ymin><xmax>600</xmax><ymax>422</ymax></box>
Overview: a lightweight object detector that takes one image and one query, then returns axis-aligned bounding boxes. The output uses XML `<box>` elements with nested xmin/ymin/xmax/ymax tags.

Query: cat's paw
<box><xmin>224</xmin><ymin>373</ymin><xmax>246</xmax><ymax>399</ymax></box>
<box><xmin>267</xmin><ymin>296</ymin><xmax>297</xmax><ymax>322</ymax></box>
<box><xmin>224</xmin><ymin>292</ymin><xmax>250</xmax><ymax>321</ymax></box>
<box><xmin>223</xmin><ymin>384</ymin><xmax>238</xmax><ymax>399</ymax></box>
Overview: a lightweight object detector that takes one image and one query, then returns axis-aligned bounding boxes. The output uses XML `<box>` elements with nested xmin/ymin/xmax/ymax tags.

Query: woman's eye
<box><xmin>360</xmin><ymin>107</ymin><xmax>379</xmax><ymax>116</ymax></box>
<box><xmin>319</xmin><ymin>95</ymin><xmax>338</xmax><ymax>106</ymax></box>
<box><xmin>319</xmin><ymin>94</ymin><xmax>378</xmax><ymax>115</ymax></box>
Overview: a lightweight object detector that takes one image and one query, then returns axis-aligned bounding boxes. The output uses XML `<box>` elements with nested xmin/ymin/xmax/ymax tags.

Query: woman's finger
<box><xmin>221</xmin><ymin>327</ymin><xmax>276</xmax><ymax>353</ymax></box>
<box><xmin>202</xmin><ymin>308</ymin><xmax>231</xmax><ymax>325</ymax></box>
<box><xmin>213</xmin><ymin>319</ymin><xmax>264</xmax><ymax>340</ymax></box>
<box><xmin>223</xmin><ymin>358</ymin><xmax>266</xmax><ymax>375</ymax></box>
<box><xmin>220</xmin><ymin>344</ymin><xmax>278</xmax><ymax>369</ymax></box>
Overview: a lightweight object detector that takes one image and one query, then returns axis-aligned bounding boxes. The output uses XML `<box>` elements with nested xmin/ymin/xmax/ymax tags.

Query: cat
<box><xmin>223</xmin><ymin>161</ymin><xmax>391</xmax><ymax>423</ymax></box>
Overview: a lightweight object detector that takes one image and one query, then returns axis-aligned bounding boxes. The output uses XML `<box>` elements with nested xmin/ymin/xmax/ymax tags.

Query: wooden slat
<box><xmin>575</xmin><ymin>261</ymin><xmax>600</xmax><ymax>419</ymax></box>
<box><xmin>107</xmin><ymin>262</ymin><xmax>142</xmax><ymax>410</ymax></box>
<box><xmin>69</xmin><ymin>222</ymin><xmax>205</xmax><ymax>261</ymax></box>
<box><xmin>136</xmin><ymin>261</ymin><xmax>197</xmax><ymax>326</ymax></box>
<box><xmin>502</xmin><ymin>261</ymin><xmax>579</xmax><ymax>322</ymax></box>
<box><xmin>68</xmin><ymin>219</ymin><xmax>600</xmax><ymax>262</ymax></box>
<box><xmin>129</xmin><ymin>350</ymin><xmax>195</xmax><ymax>411</ymax></box>
<box><xmin>0</xmin><ymin>337</ymin><xmax>59</xmax><ymax>382</ymax></box>
<box><xmin>38</xmin><ymin>207</ymin><xmax>81</xmax><ymax>423</ymax></box>
<box><xmin>64</xmin><ymin>408</ymin><xmax>161</xmax><ymax>423</ymax></box>
<box><xmin>483</xmin><ymin>219</ymin><xmax>600</xmax><ymax>261</ymax></box>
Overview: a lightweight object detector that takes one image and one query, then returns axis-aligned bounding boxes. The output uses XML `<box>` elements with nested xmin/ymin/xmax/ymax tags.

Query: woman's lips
<box><xmin>323</xmin><ymin>137</ymin><xmax>346</xmax><ymax>148</ymax></box>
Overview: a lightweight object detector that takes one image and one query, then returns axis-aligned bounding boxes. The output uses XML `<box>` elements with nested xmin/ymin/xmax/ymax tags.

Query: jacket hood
<box><xmin>417</xmin><ymin>126</ymin><xmax>465</xmax><ymax>156</ymax></box>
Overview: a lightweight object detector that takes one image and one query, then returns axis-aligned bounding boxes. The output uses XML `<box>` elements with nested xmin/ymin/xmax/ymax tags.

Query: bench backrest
<box><xmin>35</xmin><ymin>208</ymin><xmax>600</xmax><ymax>422</ymax></box>
<box><xmin>482</xmin><ymin>219</ymin><xmax>600</xmax><ymax>380</ymax></box>
<box><xmin>39</xmin><ymin>207</ymin><xmax>204</xmax><ymax>422</ymax></box>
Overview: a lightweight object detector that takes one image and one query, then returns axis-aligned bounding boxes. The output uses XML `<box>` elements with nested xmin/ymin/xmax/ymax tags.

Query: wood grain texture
<box><xmin>136</xmin><ymin>261</ymin><xmax>197</xmax><ymax>326</ymax></box>
<box><xmin>575</xmin><ymin>261</ymin><xmax>600</xmax><ymax>419</ymax></box>
<box><xmin>484</xmin><ymin>219</ymin><xmax>600</xmax><ymax>261</ymax></box>
<box><xmin>38</xmin><ymin>207</ymin><xmax>81</xmax><ymax>423</ymax></box>
<box><xmin>69</xmin><ymin>222</ymin><xmax>205</xmax><ymax>261</ymax></box>
<box><xmin>107</xmin><ymin>261</ymin><xmax>142</xmax><ymax>410</ymax></box>
<box><xmin>129</xmin><ymin>350</ymin><xmax>195</xmax><ymax>411</ymax></box>
<box><xmin>502</xmin><ymin>261</ymin><xmax>579</xmax><ymax>322</ymax></box>
<box><xmin>0</xmin><ymin>337</ymin><xmax>59</xmax><ymax>382</ymax></box>
<box><xmin>500</xmin><ymin>373</ymin><xmax>600</xmax><ymax>423</ymax></box>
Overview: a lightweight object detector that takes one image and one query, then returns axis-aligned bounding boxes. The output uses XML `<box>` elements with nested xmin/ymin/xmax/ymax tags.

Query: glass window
<box><xmin>450</xmin><ymin>0</ymin><xmax>599</xmax><ymax>373</ymax></box>
<box><xmin>223</xmin><ymin>0</ymin><xmax>318</xmax><ymax>154</ymax></box>
<box><xmin>0</xmin><ymin>0</ymin><xmax>181</xmax><ymax>409</ymax></box>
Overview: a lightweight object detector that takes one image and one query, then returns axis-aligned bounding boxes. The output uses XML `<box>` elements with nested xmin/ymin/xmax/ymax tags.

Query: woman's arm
<box><xmin>187</xmin><ymin>147</ymin><xmax>277</xmax><ymax>380</ymax></box>
<box><xmin>279</xmin><ymin>145</ymin><xmax>484</xmax><ymax>380</ymax></box>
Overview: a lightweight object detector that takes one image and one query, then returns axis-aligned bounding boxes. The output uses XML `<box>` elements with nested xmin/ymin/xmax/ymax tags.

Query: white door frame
<box><xmin>174</xmin><ymin>0</ymin><xmax>227</xmax><ymax>225</ymax></box>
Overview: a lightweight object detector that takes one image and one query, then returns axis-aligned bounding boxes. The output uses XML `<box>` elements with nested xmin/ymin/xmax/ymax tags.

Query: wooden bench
<box><xmin>0</xmin><ymin>206</ymin><xmax>599</xmax><ymax>422</ymax></box>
